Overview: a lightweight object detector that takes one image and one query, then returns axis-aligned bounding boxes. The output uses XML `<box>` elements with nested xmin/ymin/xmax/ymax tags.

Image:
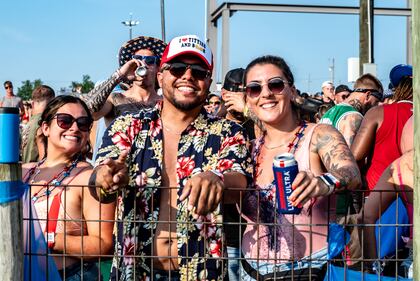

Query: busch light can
<box><xmin>273</xmin><ymin>153</ymin><xmax>301</xmax><ymax>214</ymax></box>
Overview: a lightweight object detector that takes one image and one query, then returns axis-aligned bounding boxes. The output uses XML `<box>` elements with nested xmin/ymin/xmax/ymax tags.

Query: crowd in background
<box><xmin>1</xmin><ymin>34</ymin><xmax>414</xmax><ymax>281</ymax></box>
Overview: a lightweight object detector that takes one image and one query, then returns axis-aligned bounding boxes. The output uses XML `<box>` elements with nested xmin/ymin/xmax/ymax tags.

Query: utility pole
<box><xmin>121</xmin><ymin>13</ymin><xmax>140</xmax><ymax>40</ymax></box>
<box><xmin>360</xmin><ymin>0</ymin><xmax>374</xmax><ymax>74</ymax></box>
<box><xmin>160</xmin><ymin>0</ymin><xmax>166</xmax><ymax>41</ymax></box>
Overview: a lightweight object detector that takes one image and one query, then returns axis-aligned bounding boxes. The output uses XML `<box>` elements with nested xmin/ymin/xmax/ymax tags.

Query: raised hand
<box><xmin>95</xmin><ymin>150</ymin><xmax>129</xmax><ymax>193</ymax></box>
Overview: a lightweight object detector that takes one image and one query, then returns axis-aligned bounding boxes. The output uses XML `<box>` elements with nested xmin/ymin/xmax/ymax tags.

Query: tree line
<box><xmin>16</xmin><ymin>75</ymin><xmax>95</xmax><ymax>100</ymax></box>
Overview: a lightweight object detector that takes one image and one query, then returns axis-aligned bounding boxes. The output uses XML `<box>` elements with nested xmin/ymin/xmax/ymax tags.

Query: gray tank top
<box><xmin>1</xmin><ymin>96</ymin><xmax>22</xmax><ymax>108</ymax></box>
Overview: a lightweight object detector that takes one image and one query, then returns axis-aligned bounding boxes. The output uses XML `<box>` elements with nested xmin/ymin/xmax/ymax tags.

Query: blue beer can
<box><xmin>0</xmin><ymin>107</ymin><xmax>20</xmax><ymax>163</ymax></box>
<box><xmin>273</xmin><ymin>153</ymin><xmax>301</xmax><ymax>214</ymax></box>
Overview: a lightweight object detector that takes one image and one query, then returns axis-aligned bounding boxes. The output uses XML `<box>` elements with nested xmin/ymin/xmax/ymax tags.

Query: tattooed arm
<box><xmin>78</xmin><ymin>59</ymin><xmax>141</xmax><ymax>119</ymax></box>
<box><xmin>78</xmin><ymin>71</ymin><xmax>122</xmax><ymax>118</ymax></box>
<box><xmin>350</xmin><ymin>106</ymin><xmax>383</xmax><ymax>161</ymax></box>
<box><xmin>313</xmin><ymin>124</ymin><xmax>361</xmax><ymax>191</ymax></box>
<box><xmin>289</xmin><ymin>124</ymin><xmax>361</xmax><ymax>206</ymax></box>
<box><xmin>337</xmin><ymin>112</ymin><xmax>363</xmax><ymax>146</ymax></box>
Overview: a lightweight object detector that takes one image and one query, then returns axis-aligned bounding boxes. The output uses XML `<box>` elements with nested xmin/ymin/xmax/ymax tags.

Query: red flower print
<box><xmin>177</xmin><ymin>156</ymin><xmax>195</xmax><ymax>179</ymax></box>
<box><xmin>220</xmin><ymin>133</ymin><xmax>246</xmax><ymax>152</ymax></box>
<box><xmin>150</xmin><ymin>119</ymin><xmax>162</xmax><ymax>137</ymax></box>
<box><xmin>209</xmin><ymin>238</ymin><xmax>222</xmax><ymax>258</ymax></box>
<box><xmin>188</xmin><ymin>128</ymin><xmax>204</xmax><ymax>137</ymax></box>
<box><xmin>111</xmin><ymin>131</ymin><xmax>132</xmax><ymax>151</ymax></box>
<box><xmin>123</xmin><ymin>235</ymin><xmax>135</xmax><ymax>266</ymax></box>
<box><xmin>216</xmin><ymin>159</ymin><xmax>234</xmax><ymax>172</ymax></box>
<box><xmin>111</xmin><ymin>119</ymin><xmax>142</xmax><ymax>150</ymax></box>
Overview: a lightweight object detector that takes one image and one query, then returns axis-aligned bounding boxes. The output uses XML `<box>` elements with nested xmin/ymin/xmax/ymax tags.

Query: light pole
<box><xmin>122</xmin><ymin>13</ymin><xmax>140</xmax><ymax>40</ymax></box>
<box><xmin>160</xmin><ymin>0</ymin><xmax>166</xmax><ymax>41</ymax></box>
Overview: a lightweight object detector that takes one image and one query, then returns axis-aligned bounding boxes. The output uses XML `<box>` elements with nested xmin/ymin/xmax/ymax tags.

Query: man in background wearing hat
<box><xmin>221</xmin><ymin>68</ymin><xmax>256</xmax><ymax>139</ymax></box>
<box><xmin>93</xmin><ymin>34</ymin><xmax>252</xmax><ymax>280</ymax></box>
<box><xmin>80</xmin><ymin>36</ymin><xmax>166</xmax><ymax>126</ymax></box>
<box><xmin>334</xmin><ymin>84</ymin><xmax>351</xmax><ymax>104</ymax></box>
<box><xmin>320</xmin><ymin>80</ymin><xmax>336</xmax><ymax>105</ymax></box>
<box><xmin>351</xmin><ymin>64</ymin><xmax>413</xmax><ymax>194</ymax></box>
<box><xmin>204</xmin><ymin>90</ymin><xmax>225</xmax><ymax>116</ymax></box>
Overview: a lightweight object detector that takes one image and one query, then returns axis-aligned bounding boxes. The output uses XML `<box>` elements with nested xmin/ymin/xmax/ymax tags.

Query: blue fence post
<box><xmin>0</xmin><ymin>107</ymin><xmax>23</xmax><ymax>280</ymax></box>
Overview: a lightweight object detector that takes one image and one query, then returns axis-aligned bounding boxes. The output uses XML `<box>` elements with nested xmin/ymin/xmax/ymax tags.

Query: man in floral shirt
<box><xmin>93</xmin><ymin>34</ymin><xmax>253</xmax><ymax>281</ymax></box>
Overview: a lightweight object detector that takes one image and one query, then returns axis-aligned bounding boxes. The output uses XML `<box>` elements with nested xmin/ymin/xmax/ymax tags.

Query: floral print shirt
<box><xmin>96</xmin><ymin>101</ymin><xmax>253</xmax><ymax>280</ymax></box>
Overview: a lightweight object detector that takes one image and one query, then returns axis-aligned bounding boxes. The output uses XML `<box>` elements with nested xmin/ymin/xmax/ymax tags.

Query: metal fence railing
<box><xmin>22</xmin><ymin>184</ymin><xmax>413</xmax><ymax>280</ymax></box>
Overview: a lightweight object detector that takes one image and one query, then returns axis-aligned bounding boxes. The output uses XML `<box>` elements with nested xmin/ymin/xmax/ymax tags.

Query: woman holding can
<box><xmin>22</xmin><ymin>95</ymin><xmax>115</xmax><ymax>280</ymax></box>
<box><xmin>240</xmin><ymin>55</ymin><xmax>361</xmax><ymax>280</ymax></box>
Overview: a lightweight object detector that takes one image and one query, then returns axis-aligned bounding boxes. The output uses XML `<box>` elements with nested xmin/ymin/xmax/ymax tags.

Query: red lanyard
<box><xmin>45</xmin><ymin>189</ymin><xmax>64</xmax><ymax>249</ymax></box>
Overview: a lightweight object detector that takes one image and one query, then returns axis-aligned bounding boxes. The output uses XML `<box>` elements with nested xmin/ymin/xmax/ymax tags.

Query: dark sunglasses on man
<box><xmin>352</xmin><ymin>88</ymin><xmax>383</xmax><ymax>101</ymax></box>
<box><xmin>53</xmin><ymin>113</ymin><xmax>93</xmax><ymax>132</ymax></box>
<box><xmin>245</xmin><ymin>77</ymin><xmax>290</xmax><ymax>98</ymax></box>
<box><xmin>132</xmin><ymin>55</ymin><xmax>160</xmax><ymax>66</ymax></box>
<box><xmin>161</xmin><ymin>62</ymin><xmax>211</xmax><ymax>80</ymax></box>
<box><xmin>5</xmin><ymin>85</ymin><xmax>13</xmax><ymax>90</ymax></box>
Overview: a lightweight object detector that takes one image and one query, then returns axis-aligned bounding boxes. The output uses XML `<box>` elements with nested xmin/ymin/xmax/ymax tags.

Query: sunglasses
<box><xmin>162</xmin><ymin>62</ymin><xmax>210</xmax><ymax>80</ymax></box>
<box><xmin>245</xmin><ymin>78</ymin><xmax>289</xmax><ymax>98</ymax></box>
<box><xmin>132</xmin><ymin>55</ymin><xmax>159</xmax><ymax>65</ymax></box>
<box><xmin>208</xmin><ymin>101</ymin><xmax>221</xmax><ymax>106</ymax></box>
<box><xmin>53</xmin><ymin>113</ymin><xmax>93</xmax><ymax>132</ymax></box>
<box><xmin>5</xmin><ymin>86</ymin><xmax>12</xmax><ymax>89</ymax></box>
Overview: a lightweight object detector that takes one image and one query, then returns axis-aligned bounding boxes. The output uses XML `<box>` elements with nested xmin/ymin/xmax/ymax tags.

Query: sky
<box><xmin>0</xmin><ymin>0</ymin><xmax>410</xmax><ymax>96</ymax></box>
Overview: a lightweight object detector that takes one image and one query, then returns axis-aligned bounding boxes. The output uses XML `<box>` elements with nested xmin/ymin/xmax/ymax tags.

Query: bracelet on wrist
<box><xmin>318</xmin><ymin>173</ymin><xmax>340</xmax><ymax>195</ymax></box>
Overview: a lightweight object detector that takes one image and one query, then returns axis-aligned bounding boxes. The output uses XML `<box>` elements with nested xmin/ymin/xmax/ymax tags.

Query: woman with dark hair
<box><xmin>240</xmin><ymin>55</ymin><xmax>360</xmax><ymax>280</ymax></box>
<box><xmin>22</xmin><ymin>95</ymin><xmax>115</xmax><ymax>280</ymax></box>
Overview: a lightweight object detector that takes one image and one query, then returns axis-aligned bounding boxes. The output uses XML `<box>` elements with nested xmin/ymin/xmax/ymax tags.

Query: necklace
<box><xmin>163</xmin><ymin>125</ymin><xmax>183</xmax><ymax>135</ymax></box>
<box><xmin>27</xmin><ymin>156</ymin><xmax>81</xmax><ymax>202</ymax></box>
<box><xmin>262</xmin><ymin>121</ymin><xmax>307</xmax><ymax>154</ymax></box>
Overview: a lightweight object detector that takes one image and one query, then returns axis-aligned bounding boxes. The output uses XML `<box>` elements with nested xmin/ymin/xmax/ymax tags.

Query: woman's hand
<box><xmin>288</xmin><ymin>171</ymin><xmax>329</xmax><ymax>207</ymax></box>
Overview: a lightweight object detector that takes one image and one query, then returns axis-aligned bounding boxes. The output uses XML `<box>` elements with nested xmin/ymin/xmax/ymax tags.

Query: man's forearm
<box><xmin>223</xmin><ymin>172</ymin><xmax>247</xmax><ymax>204</ymax></box>
<box><xmin>79</xmin><ymin>71</ymin><xmax>122</xmax><ymax>113</ymax></box>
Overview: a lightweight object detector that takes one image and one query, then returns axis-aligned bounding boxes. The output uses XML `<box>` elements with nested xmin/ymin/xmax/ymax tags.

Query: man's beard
<box><xmin>167</xmin><ymin>94</ymin><xmax>206</xmax><ymax>111</ymax></box>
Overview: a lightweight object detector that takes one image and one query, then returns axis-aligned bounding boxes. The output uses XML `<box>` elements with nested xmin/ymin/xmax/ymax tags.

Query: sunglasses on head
<box><xmin>132</xmin><ymin>55</ymin><xmax>159</xmax><ymax>65</ymax></box>
<box><xmin>53</xmin><ymin>113</ymin><xmax>93</xmax><ymax>132</ymax></box>
<box><xmin>162</xmin><ymin>62</ymin><xmax>210</xmax><ymax>80</ymax></box>
<box><xmin>245</xmin><ymin>78</ymin><xmax>289</xmax><ymax>98</ymax></box>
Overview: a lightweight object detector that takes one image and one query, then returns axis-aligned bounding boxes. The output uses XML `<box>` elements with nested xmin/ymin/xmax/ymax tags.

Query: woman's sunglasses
<box><xmin>162</xmin><ymin>62</ymin><xmax>210</xmax><ymax>80</ymax></box>
<box><xmin>53</xmin><ymin>113</ymin><xmax>93</xmax><ymax>132</ymax></box>
<box><xmin>132</xmin><ymin>55</ymin><xmax>159</xmax><ymax>65</ymax></box>
<box><xmin>245</xmin><ymin>78</ymin><xmax>289</xmax><ymax>98</ymax></box>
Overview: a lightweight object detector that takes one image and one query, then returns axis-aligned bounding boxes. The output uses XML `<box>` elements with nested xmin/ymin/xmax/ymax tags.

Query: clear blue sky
<box><xmin>0</xmin><ymin>0</ymin><xmax>409</xmax><ymax>96</ymax></box>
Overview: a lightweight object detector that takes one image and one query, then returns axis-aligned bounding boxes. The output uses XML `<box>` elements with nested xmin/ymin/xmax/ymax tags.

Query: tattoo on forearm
<box><xmin>313</xmin><ymin>128</ymin><xmax>360</xmax><ymax>190</ymax></box>
<box><xmin>78</xmin><ymin>71</ymin><xmax>121</xmax><ymax>112</ymax></box>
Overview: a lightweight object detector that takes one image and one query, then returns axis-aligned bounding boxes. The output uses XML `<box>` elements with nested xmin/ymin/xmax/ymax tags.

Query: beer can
<box><xmin>273</xmin><ymin>153</ymin><xmax>301</xmax><ymax>214</ymax></box>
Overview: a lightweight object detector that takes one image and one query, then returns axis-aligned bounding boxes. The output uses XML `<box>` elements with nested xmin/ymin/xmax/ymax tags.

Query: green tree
<box><xmin>70</xmin><ymin>75</ymin><xmax>94</xmax><ymax>93</ymax></box>
<box><xmin>17</xmin><ymin>79</ymin><xmax>42</xmax><ymax>101</ymax></box>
